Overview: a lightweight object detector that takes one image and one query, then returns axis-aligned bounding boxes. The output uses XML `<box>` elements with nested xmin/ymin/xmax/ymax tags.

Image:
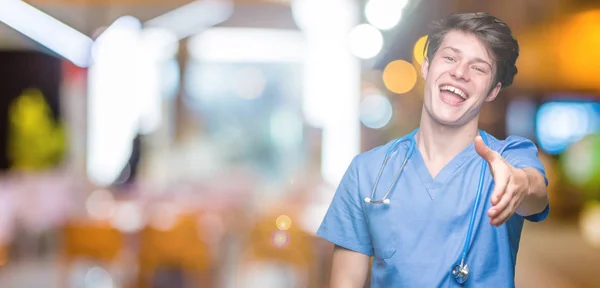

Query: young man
<box><xmin>317</xmin><ymin>12</ymin><xmax>549</xmax><ymax>287</ymax></box>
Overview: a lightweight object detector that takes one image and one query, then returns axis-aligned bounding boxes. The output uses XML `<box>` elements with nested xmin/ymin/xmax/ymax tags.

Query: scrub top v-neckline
<box><xmin>410</xmin><ymin>140</ymin><xmax>478</xmax><ymax>197</ymax></box>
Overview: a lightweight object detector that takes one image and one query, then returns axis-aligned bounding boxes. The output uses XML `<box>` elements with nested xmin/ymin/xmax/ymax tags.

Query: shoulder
<box><xmin>483</xmin><ymin>132</ymin><xmax>545</xmax><ymax>174</ymax></box>
<box><xmin>483</xmin><ymin>132</ymin><xmax>539</xmax><ymax>154</ymax></box>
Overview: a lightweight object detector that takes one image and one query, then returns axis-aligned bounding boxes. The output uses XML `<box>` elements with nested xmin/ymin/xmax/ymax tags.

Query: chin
<box><xmin>428</xmin><ymin>105</ymin><xmax>470</xmax><ymax>127</ymax></box>
<box><xmin>432</xmin><ymin>114</ymin><xmax>464</xmax><ymax>126</ymax></box>
<box><xmin>429</xmin><ymin>98</ymin><xmax>473</xmax><ymax>126</ymax></box>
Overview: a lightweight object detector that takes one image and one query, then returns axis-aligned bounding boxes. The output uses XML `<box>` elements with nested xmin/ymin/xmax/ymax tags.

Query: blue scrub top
<box><xmin>317</xmin><ymin>130</ymin><xmax>549</xmax><ymax>287</ymax></box>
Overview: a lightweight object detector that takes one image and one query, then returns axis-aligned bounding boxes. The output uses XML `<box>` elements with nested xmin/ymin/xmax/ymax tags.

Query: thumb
<box><xmin>474</xmin><ymin>135</ymin><xmax>497</xmax><ymax>164</ymax></box>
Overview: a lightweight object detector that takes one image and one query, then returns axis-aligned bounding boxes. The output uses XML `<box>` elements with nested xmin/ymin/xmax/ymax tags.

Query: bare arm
<box><xmin>329</xmin><ymin>245</ymin><xmax>371</xmax><ymax>288</ymax></box>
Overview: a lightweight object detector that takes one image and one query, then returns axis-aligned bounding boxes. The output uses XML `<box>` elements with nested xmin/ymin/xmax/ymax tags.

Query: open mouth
<box><xmin>439</xmin><ymin>85</ymin><xmax>468</xmax><ymax>106</ymax></box>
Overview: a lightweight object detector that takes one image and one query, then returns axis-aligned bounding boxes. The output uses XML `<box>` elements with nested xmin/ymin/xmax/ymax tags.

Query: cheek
<box><xmin>481</xmin><ymin>74</ymin><xmax>496</xmax><ymax>88</ymax></box>
<box><xmin>430</xmin><ymin>65</ymin><xmax>455</xmax><ymax>83</ymax></box>
<box><xmin>474</xmin><ymin>78</ymin><xmax>494</xmax><ymax>97</ymax></box>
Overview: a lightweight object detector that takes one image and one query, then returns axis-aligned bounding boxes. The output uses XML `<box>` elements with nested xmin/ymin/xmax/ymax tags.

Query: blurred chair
<box><xmin>237</xmin><ymin>212</ymin><xmax>318</xmax><ymax>288</ymax></box>
<box><xmin>136</xmin><ymin>212</ymin><xmax>215</xmax><ymax>288</ymax></box>
<box><xmin>60</xmin><ymin>220</ymin><xmax>125</xmax><ymax>287</ymax></box>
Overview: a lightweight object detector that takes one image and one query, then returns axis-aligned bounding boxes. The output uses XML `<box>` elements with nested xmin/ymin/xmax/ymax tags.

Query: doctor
<box><xmin>317</xmin><ymin>12</ymin><xmax>549</xmax><ymax>287</ymax></box>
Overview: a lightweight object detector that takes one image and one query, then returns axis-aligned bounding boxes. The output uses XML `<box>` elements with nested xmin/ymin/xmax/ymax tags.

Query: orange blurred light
<box><xmin>382</xmin><ymin>60</ymin><xmax>417</xmax><ymax>94</ymax></box>
<box><xmin>517</xmin><ymin>9</ymin><xmax>600</xmax><ymax>91</ymax></box>
<box><xmin>413</xmin><ymin>35</ymin><xmax>428</xmax><ymax>67</ymax></box>
<box><xmin>556</xmin><ymin>10</ymin><xmax>600</xmax><ymax>90</ymax></box>
<box><xmin>276</xmin><ymin>215</ymin><xmax>292</xmax><ymax>231</ymax></box>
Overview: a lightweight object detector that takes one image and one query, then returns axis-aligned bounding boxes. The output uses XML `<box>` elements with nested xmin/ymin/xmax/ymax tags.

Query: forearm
<box><xmin>517</xmin><ymin>167</ymin><xmax>549</xmax><ymax>217</ymax></box>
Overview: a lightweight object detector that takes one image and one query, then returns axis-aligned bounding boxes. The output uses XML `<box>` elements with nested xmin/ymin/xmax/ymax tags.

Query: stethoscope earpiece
<box><xmin>364</xmin><ymin>197</ymin><xmax>391</xmax><ymax>205</ymax></box>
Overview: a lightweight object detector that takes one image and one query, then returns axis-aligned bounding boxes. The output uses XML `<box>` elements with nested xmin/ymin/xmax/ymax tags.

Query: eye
<box><xmin>443</xmin><ymin>56</ymin><xmax>455</xmax><ymax>62</ymax></box>
<box><xmin>473</xmin><ymin>66</ymin><xmax>487</xmax><ymax>73</ymax></box>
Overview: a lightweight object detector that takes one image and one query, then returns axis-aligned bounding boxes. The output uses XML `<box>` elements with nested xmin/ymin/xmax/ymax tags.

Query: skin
<box><xmin>329</xmin><ymin>30</ymin><xmax>549</xmax><ymax>287</ymax></box>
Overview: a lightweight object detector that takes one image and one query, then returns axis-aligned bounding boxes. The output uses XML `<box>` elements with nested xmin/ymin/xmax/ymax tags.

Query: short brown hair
<box><xmin>424</xmin><ymin>12</ymin><xmax>519</xmax><ymax>89</ymax></box>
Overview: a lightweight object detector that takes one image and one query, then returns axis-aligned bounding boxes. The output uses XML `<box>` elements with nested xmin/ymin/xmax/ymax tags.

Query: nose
<box><xmin>449</xmin><ymin>62</ymin><xmax>470</xmax><ymax>82</ymax></box>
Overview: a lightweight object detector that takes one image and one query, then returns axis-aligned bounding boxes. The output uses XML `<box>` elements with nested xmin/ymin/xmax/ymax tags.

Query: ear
<box><xmin>421</xmin><ymin>57</ymin><xmax>429</xmax><ymax>80</ymax></box>
<box><xmin>485</xmin><ymin>82</ymin><xmax>502</xmax><ymax>102</ymax></box>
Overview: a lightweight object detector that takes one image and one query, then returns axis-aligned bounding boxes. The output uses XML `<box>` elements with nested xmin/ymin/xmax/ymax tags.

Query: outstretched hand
<box><xmin>474</xmin><ymin>136</ymin><xmax>529</xmax><ymax>227</ymax></box>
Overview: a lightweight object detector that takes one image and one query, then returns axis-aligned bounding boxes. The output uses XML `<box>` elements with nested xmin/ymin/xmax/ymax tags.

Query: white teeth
<box><xmin>440</xmin><ymin>85</ymin><xmax>467</xmax><ymax>99</ymax></box>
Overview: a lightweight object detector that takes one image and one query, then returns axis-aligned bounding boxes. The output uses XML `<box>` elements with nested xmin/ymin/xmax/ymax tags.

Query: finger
<box><xmin>488</xmin><ymin>180</ymin><xmax>507</xmax><ymax>209</ymax></box>
<box><xmin>490</xmin><ymin>197</ymin><xmax>516</xmax><ymax>226</ymax></box>
<box><xmin>489</xmin><ymin>165</ymin><xmax>510</xmax><ymax>206</ymax></box>
<box><xmin>488</xmin><ymin>184</ymin><xmax>512</xmax><ymax>218</ymax></box>
<box><xmin>474</xmin><ymin>136</ymin><xmax>499</xmax><ymax>165</ymax></box>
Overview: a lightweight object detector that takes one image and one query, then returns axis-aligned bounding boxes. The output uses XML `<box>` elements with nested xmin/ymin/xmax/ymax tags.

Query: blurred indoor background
<box><xmin>0</xmin><ymin>0</ymin><xmax>599</xmax><ymax>287</ymax></box>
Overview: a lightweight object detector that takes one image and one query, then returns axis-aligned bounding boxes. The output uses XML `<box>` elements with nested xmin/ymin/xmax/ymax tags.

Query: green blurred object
<box><xmin>7</xmin><ymin>88</ymin><xmax>66</xmax><ymax>171</ymax></box>
<box><xmin>560</xmin><ymin>133</ymin><xmax>600</xmax><ymax>201</ymax></box>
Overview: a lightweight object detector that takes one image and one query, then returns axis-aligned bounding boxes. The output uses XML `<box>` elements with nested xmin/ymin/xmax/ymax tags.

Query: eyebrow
<box><xmin>441</xmin><ymin>46</ymin><xmax>493</xmax><ymax>68</ymax></box>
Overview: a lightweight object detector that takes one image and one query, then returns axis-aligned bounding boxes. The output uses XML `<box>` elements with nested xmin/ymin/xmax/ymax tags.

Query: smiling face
<box><xmin>421</xmin><ymin>30</ymin><xmax>502</xmax><ymax>127</ymax></box>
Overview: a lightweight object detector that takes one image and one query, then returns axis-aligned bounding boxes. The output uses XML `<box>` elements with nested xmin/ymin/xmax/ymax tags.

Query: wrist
<box><xmin>516</xmin><ymin>168</ymin><xmax>530</xmax><ymax>196</ymax></box>
<box><xmin>517</xmin><ymin>167</ymin><xmax>549</xmax><ymax>216</ymax></box>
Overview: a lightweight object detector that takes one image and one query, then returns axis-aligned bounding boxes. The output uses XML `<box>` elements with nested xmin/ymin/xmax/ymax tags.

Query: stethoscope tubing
<box><xmin>364</xmin><ymin>129</ymin><xmax>489</xmax><ymax>285</ymax></box>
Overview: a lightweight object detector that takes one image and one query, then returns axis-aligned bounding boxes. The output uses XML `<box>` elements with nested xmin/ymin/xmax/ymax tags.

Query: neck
<box><xmin>416</xmin><ymin>108</ymin><xmax>480</xmax><ymax>164</ymax></box>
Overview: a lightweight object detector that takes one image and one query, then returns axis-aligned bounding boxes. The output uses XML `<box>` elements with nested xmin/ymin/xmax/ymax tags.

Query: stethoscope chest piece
<box><xmin>452</xmin><ymin>260</ymin><xmax>469</xmax><ymax>284</ymax></box>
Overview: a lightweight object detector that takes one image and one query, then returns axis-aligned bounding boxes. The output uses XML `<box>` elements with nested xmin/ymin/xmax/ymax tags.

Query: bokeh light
<box><xmin>382</xmin><ymin>60</ymin><xmax>417</xmax><ymax>94</ymax></box>
<box><xmin>347</xmin><ymin>24</ymin><xmax>383</xmax><ymax>59</ymax></box>
<box><xmin>291</xmin><ymin>0</ymin><xmax>354</xmax><ymax>32</ymax></box>
<box><xmin>360</xmin><ymin>94</ymin><xmax>393</xmax><ymax>129</ymax></box>
<box><xmin>536</xmin><ymin>102</ymin><xmax>600</xmax><ymax>155</ymax></box>
<box><xmin>560</xmin><ymin>134</ymin><xmax>600</xmax><ymax>197</ymax></box>
<box><xmin>85</xmin><ymin>189</ymin><xmax>115</xmax><ymax>220</ymax></box>
<box><xmin>276</xmin><ymin>215</ymin><xmax>292</xmax><ymax>231</ymax></box>
<box><xmin>110</xmin><ymin>201</ymin><xmax>144</xmax><ymax>233</ymax></box>
<box><xmin>271</xmin><ymin>230</ymin><xmax>290</xmax><ymax>249</ymax></box>
<box><xmin>364</xmin><ymin>0</ymin><xmax>408</xmax><ymax>30</ymax></box>
<box><xmin>84</xmin><ymin>266</ymin><xmax>114</xmax><ymax>288</ymax></box>
<box><xmin>555</xmin><ymin>10</ymin><xmax>600</xmax><ymax>90</ymax></box>
<box><xmin>147</xmin><ymin>202</ymin><xmax>179</xmax><ymax>231</ymax></box>
<box><xmin>580</xmin><ymin>201</ymin><xmax>600</xmax><ymax>248</ymax></box>
<box><xmin>412</xmin><ymin>35</ymin><xmax>428</xmax><ymax>66</ymax></box>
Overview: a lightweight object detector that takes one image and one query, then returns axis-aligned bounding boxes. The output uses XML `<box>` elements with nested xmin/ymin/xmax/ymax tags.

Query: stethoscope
<box><xmin>364</xmin><ymin>128</ymin><xmax>489</xmax><ymax>285</ymax></box>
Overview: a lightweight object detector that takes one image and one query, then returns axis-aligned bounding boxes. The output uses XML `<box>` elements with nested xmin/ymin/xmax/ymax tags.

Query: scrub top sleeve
<box><xmin>316</xmin><ymin>157</ymin><xmax>374</xmax><ymax>256</ymax></box>
<box><xmin>501</xmin><ymin>136</ymin><xmax>550</xmax><ymax>222</ymax></box>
